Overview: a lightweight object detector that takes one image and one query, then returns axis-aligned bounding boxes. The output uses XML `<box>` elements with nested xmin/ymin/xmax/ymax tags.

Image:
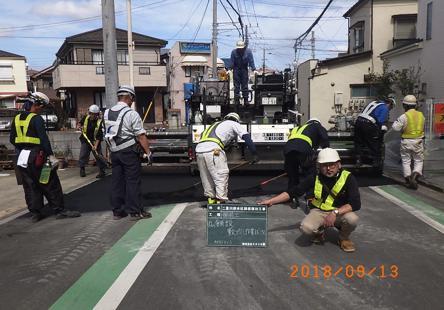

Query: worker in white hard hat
<box><xmin>78</xmin><ymin>104</ymin><xmax>106</xmax><ymax>178</ymax></box>
<box><xmin>228</xmin><ymin>40</ymin><xmax>256</xmax><ymax>106</ymax></box>
<box><xmin>195</xmin><ymin>112</ymin><xmax>259</xmax><ymax>204</ymax></box>
<box><xmin>284</xmin><ymin>117</ymin><xmax>330</xmax><ymax>208</ymax></box>
<box><xmin>391</xmin><ymin>95</ymin><xmax>425</xmax><ymax>189</ymax></box>
<box><xmin>10</xmin><ymin>92</ymin><xmax>80</xmax><ymax>222</ymax></box>
<box><xmin>259</xmin><ymin>148</ymin><xmax>361</xmax><ymax>252</ymax></box>
<box><xmin>104</xmin><ymin>85</ymin><xmax>152</xmax><ymax>220</ymax></box>
<box><xmin>354</xmin><ymin>94</ymin><xmax>396</xmax><ymax>167</ymax></box>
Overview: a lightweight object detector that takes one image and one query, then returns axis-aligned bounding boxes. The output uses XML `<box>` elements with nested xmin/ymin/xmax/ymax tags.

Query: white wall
<box><xmin>0</xmin><ymin>58</ymin><xmax>28</xmax><ymax>95</ymax></box>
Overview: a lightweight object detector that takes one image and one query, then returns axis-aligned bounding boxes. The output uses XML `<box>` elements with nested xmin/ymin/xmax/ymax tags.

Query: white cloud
<box><xmin>32</xmin><ymin>0</ymin><xmax>101</xmax><ymax>19</ymax></box>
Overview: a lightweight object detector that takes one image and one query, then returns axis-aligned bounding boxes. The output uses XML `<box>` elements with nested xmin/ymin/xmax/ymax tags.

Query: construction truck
<box><xmin>187</xmin><ymin>69</ymin><xmax>298</xmax><ymax>174</ymax></box>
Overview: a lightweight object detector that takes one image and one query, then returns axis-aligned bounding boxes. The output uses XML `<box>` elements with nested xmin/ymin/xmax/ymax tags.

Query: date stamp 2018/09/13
<box><xmin>289</xmin><ymin>264</ymin><xmax>399</xmax><ymax>279</ymax></box>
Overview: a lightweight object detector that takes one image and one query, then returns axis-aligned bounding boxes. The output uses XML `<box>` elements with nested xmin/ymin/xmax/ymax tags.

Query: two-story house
<box><xmin>0</xmin><ymin>50</ymin><xmax>28</xmax><ymax>108</ymax></box>
<box><xmin>297</xmin><ymin>0</ymin><xmax>417</xmax><ymax>127</ymax></box>
<box><xmin>52</xmin><ymin>28</ymin><xmax>167</xmax><ymax>123</ymax></box>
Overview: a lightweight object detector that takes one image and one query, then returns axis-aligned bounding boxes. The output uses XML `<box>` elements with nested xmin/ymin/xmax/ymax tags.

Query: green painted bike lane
<box><xmin>49</xmin><ymin>204</ymin><xmax>175</xmax><ymax>310</ymax></box>
<box><xmin>378</xmin><ymin>185</ymin><xmax>444</xmax><ymax>225</ymax></box>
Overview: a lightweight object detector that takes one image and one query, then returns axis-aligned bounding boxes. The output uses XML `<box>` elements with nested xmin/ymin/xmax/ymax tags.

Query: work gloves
<box><xmin>381</xmin><ymin>125</ymin><xmax>388</xmax><ymax>132</ymax></box>
<box><xmin>48</xmin><ymin>155</ymin><xmax>59</xmax><ymax>170</ymax></box>
<box><xmin>142</xmin><ymin>152</ymin><xmax>153</xmax><ymax>165</ymax></box>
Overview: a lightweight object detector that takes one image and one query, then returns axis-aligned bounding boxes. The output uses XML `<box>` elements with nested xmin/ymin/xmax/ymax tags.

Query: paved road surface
<box><xmin>0</xmin><ymin>169</ymin><xmax>443</xmax><ymax>310</ymax></box>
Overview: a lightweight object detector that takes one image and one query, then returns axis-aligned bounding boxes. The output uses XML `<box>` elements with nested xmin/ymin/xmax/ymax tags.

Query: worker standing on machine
<box><xmin>228</xmin><ymin>40</ymin><xmax>256</xmax><ymax>106</ymax></box>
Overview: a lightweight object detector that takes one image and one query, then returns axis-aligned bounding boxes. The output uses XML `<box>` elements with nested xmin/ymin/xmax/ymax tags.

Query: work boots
<box><xmin>410</xmin><ymin>172</ymin><xmax>420</xmax><ymax>190</ymax></box>
<box><xmin>405</xmin><ymin>175</ymin><xmax>418</xmax><ymax>190</ymax></box>
<box><xmin>243</xmin><ymin>97</ymin><xmax>249</xmax><ymax>106</ymax></box>
<box><xmin>339</xmin><ymin>239</ymin><xmax>356</xmax><ymax>252</ymax></box>
<box><xmin>80</xmin><ymin>167</ymin><xmax>86</xmax><ymax>177</ymax></box>
<box><xmin>96</xmin><ymin>169</ymin><xmax>106</xmax><ymax>179</ymax></box>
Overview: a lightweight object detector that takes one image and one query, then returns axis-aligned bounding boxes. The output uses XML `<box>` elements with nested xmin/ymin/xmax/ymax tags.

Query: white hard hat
<box><xmin>31</xmin><ymin>92</ymin><xmax>49</xmax><ymax>105</ymax></box>
<box><xmin>224</xmin><ymin>112</ymin><xmax>241</xmax><ymax>122</ymax></box>
<box><xmin>386</xmin><ymin>94</ymin><xmax>396</xmax><ymax>107</ymax></box>
<box><xmin>89</xmin><ymin>104</ymin><xmax>100</xmax><ymax>113</ymax></box>
<box><xmin>117</xmin><ymin>85</ymin><xmax>136</xmax><ymax>98</ymax></box>
<box><xmin>236</xmin><ymin>40</ymin><xmax>246</xmax><ymax>49</ymax></box>
<box><xmin>307</xmin><ymin>117</ymin><xmax>320</xmax><ymax>124</ymax></box>
<box><xmin>402</xmin><ymin>95</ymin><xmax>417</xmax><ymax>106</ymax></box>
<box><xmin>317</xmin><ymin>148</ymin><xmax>341</xmax><ymax>164</ymax></box>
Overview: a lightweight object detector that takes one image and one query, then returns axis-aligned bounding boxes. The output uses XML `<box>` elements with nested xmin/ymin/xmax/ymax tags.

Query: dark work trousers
<box><xmin>354</xmin><ymin>118</ymin><xmax>383</xmax><ymax>163</ymax></box>
<box><xmin>18</xmin><ymin>150</ymin><xmax>64</xmax><ymax>215</ymax></box>
<box><xmin>233</xmin><ymin>67</ymin><xmax>249</xmax><ymax>99</ymax></box>
<box><xmin>78</xmin><ymin>142</ymin><xmax>106</xmax><ymax>171</ymax></box>
<box><xmin>284</xmin><ymin>150</ymin><xmax>316</xmax><ymax>191</ymax></box>
<box><xmin>110</xmin><ymin>146</ymin><xmax>142</xmax><ymax>216</ymax></box>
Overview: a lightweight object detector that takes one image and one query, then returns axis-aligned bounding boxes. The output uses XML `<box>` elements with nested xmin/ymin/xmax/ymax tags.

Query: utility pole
<box><xmin>127</xmin><ymin>0</ymin><xmax>136</xmax><ymax>110</ymax></box>
<box><xmin>101</xmin><ymin>0</ymin><xmax>119</xmax><ymax>108</ymax></box>
<box><xmin>262</xmin><ymin>48</ymin><xmax>266</xmax><ymax>74</ymax></box>
<box><xmin>211</xmin><ymin>0</ymin><xmax>217</xmax><ymax>79</ymax></box>
<box><xmin>311</xmin><ymin>31</ymin><xmax>315</xmax><ymax>59</ymax></box>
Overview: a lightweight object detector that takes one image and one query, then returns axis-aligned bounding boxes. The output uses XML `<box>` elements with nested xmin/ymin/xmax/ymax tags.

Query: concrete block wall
<box><xmin>0</xmin><ymin>130</ymin><xmax>85</xmax><ymax>161</ymax></box>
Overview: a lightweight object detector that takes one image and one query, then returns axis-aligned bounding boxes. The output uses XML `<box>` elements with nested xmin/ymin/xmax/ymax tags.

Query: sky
<box><xmin>0</xmin><ymin>0</ymin><xmax>358</xmax><ymax>71</ymax></box>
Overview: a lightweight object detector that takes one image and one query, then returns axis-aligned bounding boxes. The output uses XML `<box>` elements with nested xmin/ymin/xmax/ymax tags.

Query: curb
<box><xmin>383</xmin><ymin>171</ymin><xmax>444</xmax><ymax>193</ymax></box>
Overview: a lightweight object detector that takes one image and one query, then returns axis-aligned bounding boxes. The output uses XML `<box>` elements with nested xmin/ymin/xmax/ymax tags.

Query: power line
<box><xmin>220</xmin><ymin>0</ymin><xmax>242</xmax><ymax>37</ymax></box>
<box><xmin>192</xmin><ymin>0</ymin><xmax>210</xmax><ymax>42</ymax></box>
<box><xmin>168</xmin><ymin>0</ymin><xmax>204</xmax><ymax>40</ymax></box>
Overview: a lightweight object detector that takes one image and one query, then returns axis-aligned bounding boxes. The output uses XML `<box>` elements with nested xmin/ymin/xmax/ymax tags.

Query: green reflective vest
<box><xmin>82</xmin><ymin>115</ymin><xmax>102</xmax><ymax>145</ymax></box>
<box><xmin>198</xmin><ymin>121</ymin><xmax>225</xmax><ymax>149</ymax></box>
<box><xmin>402</xmin><ymin>110</ymin><xmax>424</xmax><ymax>139</ymax></box>
<box><xmin>312</xmin><ymin>170</ymin><xmax>351</xmax><ymax>211</ymax></box>
<box><xmin>288</xmin><ymin>124</ymin><xmax>312</xmax><ymax>146</ymax></box>
<box><xmin>14</xmin><ymin>113</ymin><xmax>40</xmax><ymax>145</ymax></box>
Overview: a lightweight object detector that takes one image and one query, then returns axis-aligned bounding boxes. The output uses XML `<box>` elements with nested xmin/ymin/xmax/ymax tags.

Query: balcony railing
<box><xmin>58</xmin><ymin>60</ymin><xmax>162</xmax><ymax>66</ymax></box>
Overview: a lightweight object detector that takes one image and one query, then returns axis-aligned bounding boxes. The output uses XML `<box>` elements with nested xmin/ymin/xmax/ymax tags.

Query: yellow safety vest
<box><xmin>14</xmin><ymin>113</ymin><xmax>41</xmax><ymax>145</ymax></box>
<box><xmin>82</xmin><ymin>115</ymin><xmax>102</xmax><ymax>145</ymax></box>
<box><xmin>288</xmin><ymin>124</ymin><xmax>312</xmax><ymax>146</ymax></box>
<box><xmin>198</xmin><ymin>121</ymin><xmax>225</xmax><ymax>149</ymax></box>
<box><xmin>312</xmin><ymin>170</ymin><xmax>351</xmax><ymax>211</ymax></box>
<box><xmin>402</xmin><ymin>110</ymin><xmax>424</xmax><ymax>139</ymax></box>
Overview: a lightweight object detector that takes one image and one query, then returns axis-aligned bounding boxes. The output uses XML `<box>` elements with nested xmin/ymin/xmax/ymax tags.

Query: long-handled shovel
<box><xmin>82</xmin><ymin>132</ymin><xmax>111</xmax><ymax>168</ymax></box>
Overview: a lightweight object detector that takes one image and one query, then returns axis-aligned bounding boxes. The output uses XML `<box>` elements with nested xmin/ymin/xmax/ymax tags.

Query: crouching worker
<box><xmin>258</xmin><ymin>148</ymin><xmax>360</xmax><ymax>252</ymax></box>
<box><xmin>196</xmin><ymin>112</ymin><xmax>259</xmax><ymax>204</ymax></box>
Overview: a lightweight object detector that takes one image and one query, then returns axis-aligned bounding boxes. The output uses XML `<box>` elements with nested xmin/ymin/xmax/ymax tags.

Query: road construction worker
<box><xmin>259</xmin><ymin>148</ymin><xmax>361</xmax><ymax>252</ymax></box>
<box><xmin>78</xmin><ymin>104</ymin><xmax>106</xmax><ymax>178</ymax></box>
<box><xmin>195</xmin><ymin>112</ymin><xmax>259</xmax><ymax>204</ymax></box>
<box><xmin>284</xmin><ymin>117</ymin><xmax>329</xmax><ymax>208</ymax></box>
<box><xmin>354</xmin><ymin>95</ymin><xmax>395</xmax><ymax>166</ymax></box>
<box><xmin>9</xmin><ymin>92</ymin><xmax>81</xmax><ymax>222</ymax></box>
<box><xmin>228</xmin><ymin>40</ymin><xmax>256</xmax><ymax>106</ymax></box>
<box><xmin>104</xmin><ymin>85</ymin><xmax>152</xmax><ymax>220</ymax></box>
<box><xmin>391</xmin><ymin>95</ymin><xmax>425</xmax><ymax>189</ymax></box>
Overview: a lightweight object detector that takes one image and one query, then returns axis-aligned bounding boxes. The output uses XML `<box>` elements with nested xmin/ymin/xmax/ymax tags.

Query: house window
<box><xmin>92</xmin><ymin>50</ymin><xmax>104</xmax><ymax>65</ymax></box>
<box><xmin>0</xmin><ymin>63</ymin><xmax>13</xmax><ymax>81</ymax></box>
<box><xmin>350</xmin><ymin>21</ymin><xmax>364</xmax><ymax>53</ymax></box>
<box><xmin>350</xmin><ymin>84</ymin><xmax>377</xmax><ymax>97</ymax></box>
<box><xmin>117</xmin><ymin>50</ymin><xmax>128</xmax><ymax>65</ymax></box>
<box><xmin>76</xmin><ymin>48</ymin><xmax>92</xmax><ymax>64</ymax></box>
<box><xmin>426</xmin><ymin>2</ymin><xmax>433</xmax><ymax>40</ymax></box>
<box><xmin>139</xmin><ymin>67</ymin><xmax>151</xmax><ymax>75</ymax></box>
<box><xmin>94</xmin><ymin>91</ymin><xmax>106</xmax><ymax>109</ymax></box>
<box><xmin>96</xmin><ymin>66</ymin><xmax>104</xmax><ymax>75</ymax></box>
<box><xmin>184</xmin><ymin>66</ymin><xmax>205</xmax><ymax>78</ymax></box>
<box><xmin>393</xmin><ymin>14</ymin><xmax>417</xmax><ymax>47</ymax></box>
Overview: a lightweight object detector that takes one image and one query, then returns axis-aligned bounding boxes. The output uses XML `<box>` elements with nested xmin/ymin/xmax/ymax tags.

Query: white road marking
<box><xmin>93</xmin><ymin>202</ymin><xmax>189</xmax><ymax>310</ymax></box>
<box><xmin>370</xmin><ymin>186</ymin><xmax>444</xmax><ymax>234</ymax></box>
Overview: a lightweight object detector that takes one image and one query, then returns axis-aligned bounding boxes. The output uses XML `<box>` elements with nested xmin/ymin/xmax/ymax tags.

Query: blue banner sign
<box><xmin>180</xmin><ymin>42</ymin><xmax>211</xmax><ymax>54</ymax></box>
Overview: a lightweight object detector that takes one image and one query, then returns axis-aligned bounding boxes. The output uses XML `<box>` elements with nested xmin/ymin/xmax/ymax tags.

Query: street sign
<box><xmin>207</xmin><ymin>204</ymin><xmax>267</xmax><ymax>247</ymax></box>
<box><xmin>434</xmin><ymin>103</ymin><xmax>444</xmax><ymax>135</ymax></box>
